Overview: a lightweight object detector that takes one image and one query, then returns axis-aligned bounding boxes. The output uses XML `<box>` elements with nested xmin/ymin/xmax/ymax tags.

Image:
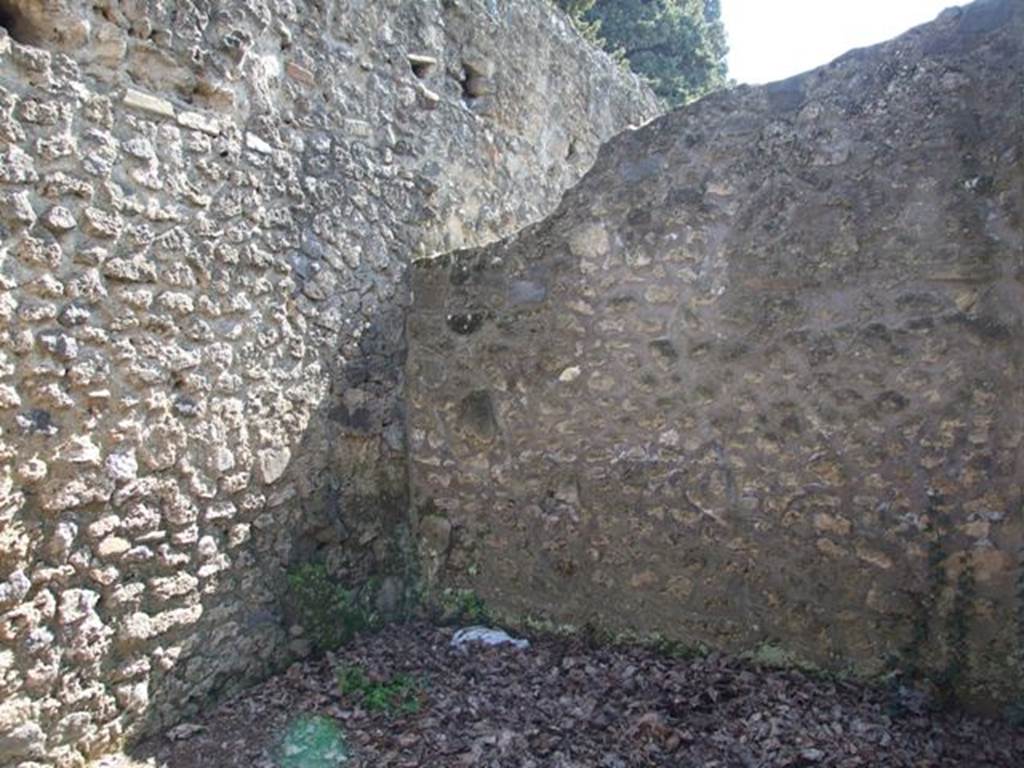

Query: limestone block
<box><xmin>257</xmin><ymin>447</ymin><xmax>291</xmax><ymax>484</ymax></box>
<box><xmin>123</xmin><ymin>89</ymin><xmax>174</xmax><ymax>120</ymax></box>
<box><xmin>57</xmin><ymin>589</ymin><xmax>99</xmax><ymax>625</ymax></box>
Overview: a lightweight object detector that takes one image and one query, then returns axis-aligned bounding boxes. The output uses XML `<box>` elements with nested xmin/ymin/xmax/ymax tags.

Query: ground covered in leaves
<box><xmin>130</xmin><ymin>622</ymin><xmax>1024</xmax><ymax>767</ymax></box>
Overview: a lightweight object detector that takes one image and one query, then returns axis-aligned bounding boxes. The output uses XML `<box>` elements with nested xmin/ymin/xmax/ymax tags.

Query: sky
<box><xmin>722</xmin><ymin>0</ymin><xmax>962</xmax><ymax>84</ymax></box>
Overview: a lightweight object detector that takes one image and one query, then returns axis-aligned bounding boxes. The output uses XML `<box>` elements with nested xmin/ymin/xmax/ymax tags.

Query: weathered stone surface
<box><xmin>408</xmin><ymin>0</ymin><xmax>1024</xmax><ymax>709</ymax></box>
<box><xmin>0</xmin><ymin>0</ymin><xmax>655</xmax><ymax>763</ymax></box>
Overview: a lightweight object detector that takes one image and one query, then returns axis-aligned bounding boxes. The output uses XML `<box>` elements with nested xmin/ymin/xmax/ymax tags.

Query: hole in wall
<box><xmin>456</xmin><ymin>390</ymin><xmax>498</xmax><ymax>441</ymax></box>
<box><xmin>460</xmin><ymin>62</ymin><xmax>490</xmax><ymax>104</ymax></box>
<box><xmin>93</xmin><ymin>3</ymin><xmax>116</xmax><ymax>24</ymax></box>
<box><xmin>0</xmin><ymin>2</ymin><xmax>17</xmax><ymax>38</ymax></box>
<box><xmin>2</xmin><ymin>0</ymin><xmax>92</xmax><ymax>48</ymax></box>
<box><xmin>0</xmin><ymin>0</ymin><xmax>36</xmax><ymax>45</ymax></box>
<box><xmin>408</xmin><ymin>53</ymin><xmax>437</xmax><ymax>80</ymax></box>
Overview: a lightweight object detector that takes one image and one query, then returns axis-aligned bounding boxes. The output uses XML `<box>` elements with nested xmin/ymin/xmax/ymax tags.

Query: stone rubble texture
<box><xmin>408</xmin><ymin>0</ymin><xmax>1024</xmax><ymax>710</ymax></box>
<box><xmin>0</xmin><ymin>0</ymin><xmax>657</xmax><ymax>764</ymax></box>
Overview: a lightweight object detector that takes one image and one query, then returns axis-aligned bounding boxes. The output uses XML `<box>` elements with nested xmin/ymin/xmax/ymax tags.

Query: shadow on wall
<box><xmin>0</xmin><ymin>0</ymin><xmax>90</xmax><ymax>48</ymax></box>
<box><xmin>119</xmin><ymin>297</ymin><xmax>418</xmax><ymax>747</ymax></box>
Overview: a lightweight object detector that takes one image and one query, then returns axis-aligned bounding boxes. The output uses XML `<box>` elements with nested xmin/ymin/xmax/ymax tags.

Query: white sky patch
<box><xmin>722</xmin><ymin>0</ymin><xmax>961</xmax><ymax>85</ymax></box>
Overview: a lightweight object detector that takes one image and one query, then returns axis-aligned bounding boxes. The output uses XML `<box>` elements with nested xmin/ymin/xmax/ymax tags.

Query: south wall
<box><xmin>407</xmin><ymin>0</ymin><xmax>1024</xmax><ymax>709</ymax></box>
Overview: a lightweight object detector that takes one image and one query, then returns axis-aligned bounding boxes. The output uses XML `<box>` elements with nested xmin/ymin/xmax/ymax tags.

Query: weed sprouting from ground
<box><xmin>336</xmin><ymin>665</ymin><xmax>423</xmax><ymax>715</ymax></box>
<box><xmin>435</xmin><ymin>587</ymin><xmax>490</xmax><ymax>624</ymax></box>
<box><xmin>891</xmin><ymin>489</ymin><xmax>982</xmax><ymax>712</ymax></box>
<box><xmin>287</xmin><ymin>563</ymin><xmax>376</xmax><ymax>652</ymax></box>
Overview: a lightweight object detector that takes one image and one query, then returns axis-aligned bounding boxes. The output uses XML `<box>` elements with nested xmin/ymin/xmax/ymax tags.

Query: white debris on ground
<box><xmin>450</xmin><ymin>626</ymin><xmax>530</xmax><ymax>651</ymax></box>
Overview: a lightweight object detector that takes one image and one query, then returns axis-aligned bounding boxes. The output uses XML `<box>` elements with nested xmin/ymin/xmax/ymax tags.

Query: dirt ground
<box><xmin>120</xmin><ymin>622</ymin><xmax>1024</xmax><ymax>767</ymax></box>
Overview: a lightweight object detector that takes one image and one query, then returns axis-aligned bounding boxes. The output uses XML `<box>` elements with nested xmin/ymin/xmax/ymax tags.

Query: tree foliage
<box><xmin>555</xmin><ymin>0</ymin><xmax>603</xmax><ymax>43</ymax></box>
<box><xmin>556</xmin><ymin>0</ymin><xmax>728</xmax><ymax>107</ymax></box>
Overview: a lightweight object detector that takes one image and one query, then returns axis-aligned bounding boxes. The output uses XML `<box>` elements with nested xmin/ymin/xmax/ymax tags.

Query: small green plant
<box><xmin>336</xmin><ymin>665</ymin><xmax>422</xmax><ymax>715</ymax></box>
<box><xmin>646</xmin><ymin>633</ymin><xmax>710</xmax><ymax>660</ymax></box>
<box><xmin>1007</xmin><ymin>505</ymin><xmax>1024</xmax><ymax>724</ymax></box>
<box><xmin>436</xmin><ymin>587</ymin><xmax>490</xmax><ymax>624</ymax></box>
<box><xmin>900</xmin><ymin>491</ymin><xmax>948</xmax><ymax>685</ymax></box>
<box><xmin>896</xmin><ymin>490</ymin><xmax>982</xmax><ymax>710</ymax></box>
<box><xmin>287</xmin><ymin>563</ymin><xmax>375</xmax><ymax>652</ymax></box>
<box><xmin>742</xmin><ymin>642</ymin><xmax>823</xmax><ymax>675</ymax></box>
<box><xmin>935</xmin><ymin>553</ymin><xmax>975</xmax><ymax>706</ymax></box>
<box><xmin>1007</xmin><ymin>700</ymin><xmax>1024</xmax><ymax>727</ymax></box>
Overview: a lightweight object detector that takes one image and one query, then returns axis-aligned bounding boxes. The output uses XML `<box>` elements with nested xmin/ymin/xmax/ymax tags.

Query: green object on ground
<box><xmin>276</xmin><ymin>715</ymin><xmax>348</xmax><ymax>767</ymax></box>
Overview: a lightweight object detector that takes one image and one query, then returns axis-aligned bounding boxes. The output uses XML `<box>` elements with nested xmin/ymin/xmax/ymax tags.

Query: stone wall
<box><xmin>0</xmin><ymin>0</ymin><xmax>657</xmax><ymax>763</ymax></box>
<box><xmin>408</xmin><ymin>0</ymin><xmax>1024</xmax><ymax>709</ymax></box>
